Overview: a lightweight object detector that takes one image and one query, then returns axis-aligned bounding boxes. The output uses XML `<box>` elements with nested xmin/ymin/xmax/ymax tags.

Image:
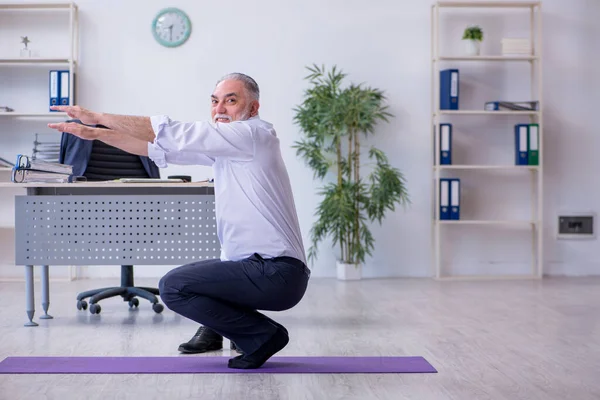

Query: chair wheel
<box><xmin>77</xmin><ymin>300</ymin><xmax>88</xmax><ymax>311</ymax></box>
<box><xmin>90</xmin><ymin>303</ymin><xmax>101</xmax><ymax>314</ymax></box>
<box><xmin>129</xmin><ymin>298</ymin><xmax>139</xmax><ymax>308</ymax></box>
<box><xmin>152</xmin><ymin>303</ymin><xmax>164</xmax><ymax>313</ymax></box>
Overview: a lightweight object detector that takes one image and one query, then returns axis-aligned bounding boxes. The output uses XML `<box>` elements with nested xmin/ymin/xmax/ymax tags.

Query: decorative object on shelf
<box><xmin>462</xmin><ymin>25</ymin><xmax>483</xmax><ymax>56</ymax></box>
<box><xmin>151</xmin><ymin>7</ymin><xmax>192</xmax><ymax>48</ymax></box>
<box><xmin>501</xmin><ymin>38</ymin><xmax>531</xmax><ymax>55</ymax></box>
<box><xmin>293</xmin><ymin>64</ymin><xmax>410</xmax><ymax>281</ymax></box>
<box><xmin>20</xmin><ymin>35</ymin><xmax>31</xmax><ymax>57</ymax></box>
<box><xmin>19</xmin><ymin>35</ymin><xmax>39</xmax><ymax>58</ymax></box>
<box><xmin>0</xmin><ymin>106</ymin><xmax>14</xmax><ymax>112</ymax></box>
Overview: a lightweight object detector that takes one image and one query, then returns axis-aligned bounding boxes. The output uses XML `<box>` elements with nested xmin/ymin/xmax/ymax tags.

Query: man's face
<box><xmin>211</xmin><ymin>79</ymin><xmax>258</xmax><ymax>123</ymax></box>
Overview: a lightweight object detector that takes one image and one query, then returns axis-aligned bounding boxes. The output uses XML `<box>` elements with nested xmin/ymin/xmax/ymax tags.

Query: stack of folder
<box><xmin>49</xmin><ymin>70</ymin><xmax>72</xmax><ymax>109</ymax></box>
<box><xmin>439</xmin><ymin>178</ymin><xmax>460</xmax><ymax>220</ymax></box>
<box><xmin>32</xmin><ymin>133</ymin><xmax>61</xmax><ymax>163</ymax></box>
<box><xmin>515</xmin><ymin>123</ymin><xmax>539</xmax><ymax>165</ymax></box>
<box><xmin>11</xmin><ymin>154</ymin><xmax>74</xmax><ymax>183</ymax></box>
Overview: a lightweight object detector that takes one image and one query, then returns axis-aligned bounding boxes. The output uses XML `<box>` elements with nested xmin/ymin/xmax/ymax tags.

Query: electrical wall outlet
<box><xmin>557</xmin><ymin>212</ymin><xmax>596</xmax><ymax>239</ymax></box>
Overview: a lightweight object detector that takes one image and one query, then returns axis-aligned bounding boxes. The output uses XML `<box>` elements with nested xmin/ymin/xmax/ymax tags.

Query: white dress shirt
<box><xmin>147</xmin><ymin>115</ymin><xmax>307</xmax><ymax>265</ymax></box>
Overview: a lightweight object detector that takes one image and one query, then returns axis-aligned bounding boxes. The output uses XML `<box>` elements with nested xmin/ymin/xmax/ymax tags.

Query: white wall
<box><xmin>0</xmin><ymin>0</ymin><xmax>598</xmax><ymax>280</ymax></box>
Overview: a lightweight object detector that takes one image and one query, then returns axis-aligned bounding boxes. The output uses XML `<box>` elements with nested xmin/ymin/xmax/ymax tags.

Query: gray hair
<box><xmin>216</xmin><ymin>72</ymin><xmax>260</xmax><ymax>101</ymax></box>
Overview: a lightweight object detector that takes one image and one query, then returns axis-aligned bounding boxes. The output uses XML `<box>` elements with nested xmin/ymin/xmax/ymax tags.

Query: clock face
<box><xmin>152</xmin><ymin>8</ymin><xmax>191</xmax><ymax>48</ymax></box>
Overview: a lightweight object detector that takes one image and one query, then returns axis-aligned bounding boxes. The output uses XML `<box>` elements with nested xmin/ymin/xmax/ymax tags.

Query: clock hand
<box><xmin>168</xmin><ymin>24</ymin><xmax>173</xmax><ymax>41</ymax></box>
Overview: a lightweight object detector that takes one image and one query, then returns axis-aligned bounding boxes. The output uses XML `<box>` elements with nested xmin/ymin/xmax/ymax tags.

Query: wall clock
<box><xmin>152</xmin><ymin>7</ymin><xmax>192</xmax><ymax>48</ymax></box>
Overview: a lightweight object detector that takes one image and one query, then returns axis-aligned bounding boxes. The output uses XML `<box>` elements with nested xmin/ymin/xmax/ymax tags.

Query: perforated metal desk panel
<box><xmin>16</xmin><ymin>195</ymin><xmax>220</xmax><ymax>265</ymax></box>
<box><xmin>7</xmin><ymin>182</ymin><xmax>219</xmax><ymax>325</ymax></box>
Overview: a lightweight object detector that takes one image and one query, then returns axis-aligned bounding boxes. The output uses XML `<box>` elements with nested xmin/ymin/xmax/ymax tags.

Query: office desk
<box><xmin>1</xmin><ymin>182</ymin><xmax>219</xmax><ymax>326</ymax></box>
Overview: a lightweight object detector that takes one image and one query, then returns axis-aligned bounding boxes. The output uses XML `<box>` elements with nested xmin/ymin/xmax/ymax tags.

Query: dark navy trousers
<box><xmin>159</xmin><ymin>253</ymin><xmax>310</xmax><ymax>354</ymax></box>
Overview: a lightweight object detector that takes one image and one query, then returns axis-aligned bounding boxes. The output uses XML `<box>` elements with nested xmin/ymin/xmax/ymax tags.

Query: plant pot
<box><xmin>336</xmin><ymin>261</ymin><xmax>362</xmax><ymax>281</ymax></box>
<box><xmin>464</xmin><ymin>39</ymin><xmax>481</xmax><ymax>56</ymax></box>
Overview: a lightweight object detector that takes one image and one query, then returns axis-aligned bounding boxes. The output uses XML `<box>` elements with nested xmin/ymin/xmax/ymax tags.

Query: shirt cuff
<box><xmin>147</xmin><ymin>115</ymin><xmax>170</xmax><ymax>168</ymax></box>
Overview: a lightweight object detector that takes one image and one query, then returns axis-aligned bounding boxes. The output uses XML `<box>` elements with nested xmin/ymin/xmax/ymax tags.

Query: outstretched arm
<box><xmin>50</xmin><ymin>105</ymin><xmax>155</xmax><ymax>142</ymax></box>
<box><xmin>47</xmin><ymin>121</ymin><xmax>150</xmax><ymax>156</ymax></box>
<box><xmin>96</xmin><ymin>113</ymin><xmax>155</xmax><ymax>142</ymax></box>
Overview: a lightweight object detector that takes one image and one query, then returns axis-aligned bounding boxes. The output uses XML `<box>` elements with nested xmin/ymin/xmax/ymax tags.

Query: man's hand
<box><xmin>50</xmin><ymin>105</ymin><xmax>100</xmax><ymax>126</ymax></box>
<box><xmin>47</xmin><ymin>121</ymin><xmax>104</xmax><ymax>141</ymax></box>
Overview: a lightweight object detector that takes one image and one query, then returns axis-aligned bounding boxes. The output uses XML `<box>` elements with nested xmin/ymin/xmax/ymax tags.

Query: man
<box><xmin>48</xmin><ymin>73</ymin><xmax>310</xmax><ymax>369</ymax></box>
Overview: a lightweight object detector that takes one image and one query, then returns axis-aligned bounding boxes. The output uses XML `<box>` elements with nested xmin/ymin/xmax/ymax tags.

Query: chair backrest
<box><xmin>83</xmin><ymin>140</ymin><xmax>150</xmax><ymax>181</ymax></box>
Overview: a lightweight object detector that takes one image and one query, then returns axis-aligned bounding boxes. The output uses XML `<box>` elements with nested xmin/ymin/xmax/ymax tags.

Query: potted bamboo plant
<box><xmin>293</xmin><ymin>64</ymin><xmax>410</xmax><ymax>280</ymax></box>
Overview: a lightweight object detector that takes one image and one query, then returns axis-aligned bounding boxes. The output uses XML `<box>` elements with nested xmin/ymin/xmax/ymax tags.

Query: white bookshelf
<box><xmin>431</xmin><ymin>1</ymin><xmax>543</xmax><ymax>280</ymax></box>
<box><xmin>0</xmin><ymin>3</ymin><xmax>79</xmax><ymax>280</ymax></box>
<box><xmin>0</xmin><ymin>2</ymin><xmax>78</xmax><ymax>115</ymax></box>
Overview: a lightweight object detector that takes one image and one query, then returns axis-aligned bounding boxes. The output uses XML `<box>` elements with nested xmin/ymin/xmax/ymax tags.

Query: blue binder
<box><xmin>439</xmin><ymin>123</ymin><xmax>452</xmax><ymax>164</ymax></box>
<box><xmin>450</xmin><ymin>178</ymin><xmax>460</xmax><ymax>220</ymax></box>
<box><xmin>58</xmin><ymin>70</ymin><xmax>70</xmax><ymax>105</ymax></box>
<box><xmin>439</xmin><ymin>178</ymin><xmax>451</xmax><ymax>220</ymax></box>
<box><xmin>440</xmin><ymin>69</ymin><xmax>459</xmax><ymax>110</ymax></box>
<box><xmin>49</xmin><ymin>70</ymin><xmax>60</xmax><ymax>110</ymax></box>
<box><xmin>515</xmin><ymin>124</ymin><xmax>529</xmax><ymax>165</ymax></box>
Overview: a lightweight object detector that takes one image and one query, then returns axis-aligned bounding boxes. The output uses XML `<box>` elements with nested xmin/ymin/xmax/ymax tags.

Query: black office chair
<box><xmin>62</xmin><ymin>134</ymin><xmax>164</xmax><ymax>315</ymax></box>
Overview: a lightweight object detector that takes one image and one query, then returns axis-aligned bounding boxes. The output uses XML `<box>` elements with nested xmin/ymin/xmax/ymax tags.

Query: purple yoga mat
<box><xmin>0</xmin><ymin>356</ymin><xmax>436</xmax><ymax>374</ymax></box>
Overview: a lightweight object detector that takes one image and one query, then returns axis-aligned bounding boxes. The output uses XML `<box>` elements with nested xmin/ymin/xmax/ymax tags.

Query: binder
<box><xmin>485</xmin><ymin>101</ymin><xmax>539</xmax><ymax>111</ymax></box>
<box><xmin>439</xmin><ymin>178</ymin><xmax>451</xmax><ymax>220</ymax></box>
<box><xmin>15</xmin><ymin>154</ymin><xmax>73</xmax><ymax>175</ymax></box>
<box><xmin>49</xmin><ymin>70</ymin><xmax>60</xmax><ymax>109</ymax></box>
<box><xmin>440</xmin><ymin>69</ymin><xmax>459</xmax><ymax>110</ymax></box>
<box><xmin>514</xmin><ymin>124</ymin><xmax>529</xmax><ymax>165</ymax></box>
<box><xmin>59</xmin><ymin>70</ymin><xmax>70</xmax><ymax>105</ymax></box>
<box><xmin>11</xmin><ymin>168</ymin><xmax>72</xmax><ymax>183</ymax></box>
<box><xmin>528</xmin><ymin>123</ymin><xmax>539</xmax><ymax>165</ymax></box>
<box><xmin>450</xmin><ymin>179</ymin><xmax>460</xmax><ymax>220</ymax></box>
<box><xmin>439</xmin><ymin>123</ymin><xmax>452</xmax><ymax>165</ymax></box>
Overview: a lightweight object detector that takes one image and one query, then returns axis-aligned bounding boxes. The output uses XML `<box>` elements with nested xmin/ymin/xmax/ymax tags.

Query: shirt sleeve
<box><xmin>147</xmin><ymin>115</ymin><xmax>254</xmax><ymax>167</ymax></box>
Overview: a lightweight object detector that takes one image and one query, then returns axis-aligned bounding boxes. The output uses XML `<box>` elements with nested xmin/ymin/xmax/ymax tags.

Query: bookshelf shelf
<box><xmin>431</xmin><ymin>1</ymin><xmax>543</xmax><ymax>280</ymax></box>
<box><xmin>436</xmin><ymin>1</ymin><xmax>539</xmax><ymax>8</ymax></box>
<box><xmin>436</xmin><ymin>55</ymin><xmax>538</xmax><ymax>62</ymax></box>
<box><xmin>0</xmin><ymin>3</ymin><xmax>76</xmax><ymax>10</ymax></box>
<box><xmin>437</xmin><ymin>110</ymin><xmax>540</xmax><ymax>116</ymax></box>
<box><xmin>0</xmin><ymin>112</ymin><xmax>67</xmax><ymax>117</ymax></box>
<box><xmin>0</xmin><ymin>59</ymin><xmax>76</xmax><ymax>66</ymax></box>
<box><xmin>434</xmin><ymin>165</ymin><xmax>539</xmax><ymax>171</ymax></box>
<box><xmin>438</xmin><ymin>219</ymin><xmax>536</xmax><ymax>226</ymax></box>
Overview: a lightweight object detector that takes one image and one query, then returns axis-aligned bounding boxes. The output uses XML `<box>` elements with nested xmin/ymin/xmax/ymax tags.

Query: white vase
<box><xmin>336</xmin><ymin>261</ymin><xmax>362</xmax><ymax>281</ymax></box>
<box><xmin>464</xmin><ymin>39</ymin><xmax>481</xmax><ymax>56</ymax></box>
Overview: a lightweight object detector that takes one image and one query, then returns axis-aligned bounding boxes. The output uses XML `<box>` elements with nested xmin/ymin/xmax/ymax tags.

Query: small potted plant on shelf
<box><xmin>462</xmin><ymin>25</ymin><xmax>483</xmax><ymax>56</ymax></box>
<box><xmin>293</xmin><ymin>64</ymin><xmax>410</xmax><ymax>280</ymax></box>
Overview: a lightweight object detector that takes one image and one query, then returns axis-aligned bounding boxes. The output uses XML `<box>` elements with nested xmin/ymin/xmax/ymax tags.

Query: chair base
<box><xmin>75</xmin><ymin>265</ymin><xmax>163</xmax><ymax>314</ymax></box>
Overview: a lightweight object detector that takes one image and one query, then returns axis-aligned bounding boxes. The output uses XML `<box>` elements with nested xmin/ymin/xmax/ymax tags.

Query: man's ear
<box><xmin>250</xmin><ymin>101</ymin><xmax>260</xmax><ymax>117</ymax></box>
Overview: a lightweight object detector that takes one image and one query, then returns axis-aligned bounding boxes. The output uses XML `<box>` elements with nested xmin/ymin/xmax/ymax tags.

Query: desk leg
<box><xmin>39</xmin><ymin>265</ymin><xmax>53</xmax><ymax>319</ymax></box>
<box><xmin>25</xmin><ymin>265</ymin><xmax>38</xmax><ymax>327</ymax></box>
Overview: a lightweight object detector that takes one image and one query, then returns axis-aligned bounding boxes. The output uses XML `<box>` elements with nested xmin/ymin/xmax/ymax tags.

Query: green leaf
<box><xmin>293</xmin><ymin>65</ymin><xmax>410</xmax><ymax>266</ymax></box>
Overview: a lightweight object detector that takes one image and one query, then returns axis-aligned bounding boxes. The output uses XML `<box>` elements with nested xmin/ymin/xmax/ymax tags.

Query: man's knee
<box><xmin>158</xmin><ymin>269</ymin><xmax>180</xmax><ymax>306</ymax></box>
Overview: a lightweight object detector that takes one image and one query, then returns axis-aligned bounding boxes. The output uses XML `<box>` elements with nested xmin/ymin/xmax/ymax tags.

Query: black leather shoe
<box><xmin>178</xmin><ymin>326</ymin><xmax>240</xmax><ymax>354</ymax></box>
<box><xmin>178</xmin><ymin>326</ymin><xmax>223</xmax><ymax>354</ymax></box>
